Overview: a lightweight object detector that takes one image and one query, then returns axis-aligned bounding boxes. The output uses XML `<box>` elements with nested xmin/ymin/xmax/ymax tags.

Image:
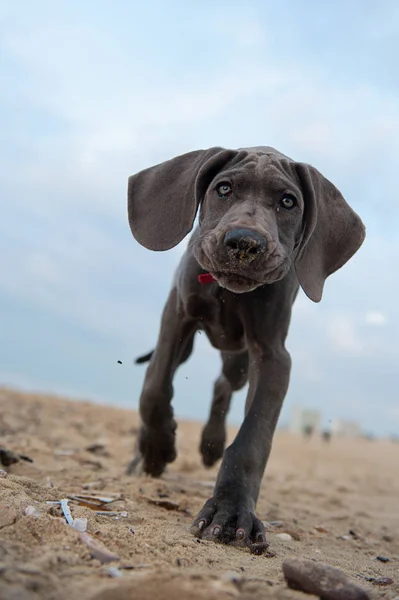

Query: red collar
<box><xmin>198</xmin><ymin>272</ymin><xmax>216</xmax><ymax>284</ymax></box>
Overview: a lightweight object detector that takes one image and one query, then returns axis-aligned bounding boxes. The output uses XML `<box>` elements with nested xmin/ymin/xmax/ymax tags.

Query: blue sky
<box><xmin>1</xmin><ymin>0</ymin><xmax>398</xmax><ymax>436</ymax></box>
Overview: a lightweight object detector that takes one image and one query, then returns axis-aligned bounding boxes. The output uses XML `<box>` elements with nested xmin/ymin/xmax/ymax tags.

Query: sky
<box><xmin>0</xmin><ymin>0</ymin><xmax>398</xmax><ymax>437</ymax></box>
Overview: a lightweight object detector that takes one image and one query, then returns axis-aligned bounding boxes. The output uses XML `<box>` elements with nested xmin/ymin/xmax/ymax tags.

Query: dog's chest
<box><xmin>198</xmin><ymin>292</ymin><xmax>246</xmax><ymax>352</ymax></box>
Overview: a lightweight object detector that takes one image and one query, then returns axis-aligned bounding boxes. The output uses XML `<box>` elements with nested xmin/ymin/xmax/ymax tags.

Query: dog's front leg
<box><xmin>127</xmin><ymin>287</ymin><xmax>196</xmax><ymax>477</ymax></box>
<box><xmin>191</xmin><ymin>341</ymin><xmax>291</xmax><ymax>553</ymax></box>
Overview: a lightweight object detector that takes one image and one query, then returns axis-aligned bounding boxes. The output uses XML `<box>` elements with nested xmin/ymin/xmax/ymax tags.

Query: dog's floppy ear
<box><xmin>128</xmin><ymin>147</ymin><xmax>236</xmax><ymax>251</ymax></box>
<box><xmin>295</xmin><ymin>163</ymin><xmax>366</xmax><ymax>303</ymax></box>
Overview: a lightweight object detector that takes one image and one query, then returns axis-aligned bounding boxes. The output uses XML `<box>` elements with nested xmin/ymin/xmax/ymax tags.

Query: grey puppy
<box><xmin>127</xmin><ymin>146</ymin><xmax>365</xmax><ymax>553</ymax></box>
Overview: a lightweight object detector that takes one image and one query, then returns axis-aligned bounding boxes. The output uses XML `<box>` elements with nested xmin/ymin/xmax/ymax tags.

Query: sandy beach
<box><xmin>0</xmin><ymin>387</ymin><xmax>398</xmax><ymax>599</ymax></box>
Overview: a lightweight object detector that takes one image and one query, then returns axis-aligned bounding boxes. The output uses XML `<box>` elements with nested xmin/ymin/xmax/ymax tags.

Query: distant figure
<box><xmin>321</xmin><ymin>430</ymin><xmax>332</xmax><ymax>443</ymax></box>
<box><xmin>303</xmin><ymin>424</ymin><xmax>314</xmax><ymax>440</ymax></box>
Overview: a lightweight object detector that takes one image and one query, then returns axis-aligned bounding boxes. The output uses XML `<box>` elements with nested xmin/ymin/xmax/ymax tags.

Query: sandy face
<box><xmin>0</xmin><ymin>388</ymin><xmax>398</xmax><ymax>600</ymax></box>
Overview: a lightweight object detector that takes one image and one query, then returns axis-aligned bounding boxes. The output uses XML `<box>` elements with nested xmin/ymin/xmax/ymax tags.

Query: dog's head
<box><xmin>128</xmin><ymin>147</ymin><xmax>365</xmax><ymax>302</ymax></box>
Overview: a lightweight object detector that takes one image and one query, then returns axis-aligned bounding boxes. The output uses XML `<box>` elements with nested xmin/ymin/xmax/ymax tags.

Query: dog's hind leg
<box><xmin>127</xmin><ymin>288</ymin><xmax>196</xmax><ymax>477</ymax></box>
<box><xmin>200</xmin><ymin>350</ymin><xmax>248</xmax><ymax>468</ymax></box>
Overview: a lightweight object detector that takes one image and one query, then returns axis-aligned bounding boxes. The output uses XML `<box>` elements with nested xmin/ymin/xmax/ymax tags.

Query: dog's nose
<box><xmin>224</xmin><ymin>228</ymin><xmax>267</xmax><ymax>260</ymax></box>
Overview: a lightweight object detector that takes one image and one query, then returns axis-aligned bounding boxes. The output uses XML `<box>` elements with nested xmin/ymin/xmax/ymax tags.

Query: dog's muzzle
<box><xmin>224</xmin><ymin>228</ymin><xmax>267</xmax><ymax>264</ymax></box>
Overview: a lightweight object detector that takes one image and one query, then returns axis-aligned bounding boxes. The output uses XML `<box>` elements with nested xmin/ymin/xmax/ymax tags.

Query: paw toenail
<box><xmin>198</xmin><ymin>520</ymin><xmax>206</xmax><ymax>531</ymax></box>
<box><xmin>213</xmin><ymin>526</ymin><xmax>221</xmax><ymax>536</ymax></box>
<box><xmin>236</xmin><ymin>528</ymin><xmax>245</xmax><ymax>539</ymax></box>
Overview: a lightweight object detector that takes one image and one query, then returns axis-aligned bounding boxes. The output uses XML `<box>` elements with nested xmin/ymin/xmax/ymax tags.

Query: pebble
<box><xmin>275</xmin><ymin>533</ymin><xmax>293</xmax><ymax>542</ymax></box>
<box><xmin>106</xmin><ymin>566</ymin><xmax>123</xmax><ymax>578</ymax></box>
<box><xmin>221</xmin><ymin>571</ymin><xmax>242</xmax><ymax>584</ymax></box>
<box><xmin>376</xmin><ymin>555</ymin><xmax>390</xmax><ymax>563</ymax></box>
<box><xmin>24</xmin><ymin>505</ymin><xmax>41</xmax><ymax>518</ymax></box>
<box><xmin>282</xmin><ymin>558</ymin><xmax>370</xmax><ymax>600</ymax></box>
<box><xmin>314</xmin><ymin>525</ymin><xmax>329</xmax><ymax>533</ymax></box>
<box><xmin>372</xmin><ymin>577</ymin><xmax>393</xmax><ymax>587</ymax></box>
<box><xmin>349</xmin><ymin>529</ymin><xmax>360</xmax><ymax>540</ymax></box>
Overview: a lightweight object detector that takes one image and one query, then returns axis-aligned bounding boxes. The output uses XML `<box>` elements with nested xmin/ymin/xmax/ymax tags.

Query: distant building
<box><xmin>290</xmin><ymin>405</ymin><xmax>321</xmax><ymax>435</ymax></box>
<box><xmin>330</xmin><ymin>419</ymin><xmax>361</xmax><ymax>438</ymax></box>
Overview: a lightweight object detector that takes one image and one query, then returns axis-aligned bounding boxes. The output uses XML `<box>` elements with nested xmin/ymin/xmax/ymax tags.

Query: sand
<box><xmin>0</xmin><ymin>387</ymin><xmax>398</xmax><ymax>600</ymax></box>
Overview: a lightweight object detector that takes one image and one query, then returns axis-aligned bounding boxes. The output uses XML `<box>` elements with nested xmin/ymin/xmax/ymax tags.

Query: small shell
<box><xmin>24</xmin><ymin>505</ymin><xmax>41</xmax><ymax>518</ymax></box>
<box><xmin>79</xmin><ymin>532</ymin><xmax>120</xmax><ymax>564</ymax></box>
<box><xmin>275</xmin><ymin>533</ymin><xmax>293</xmax><ymax>541</ymax></box>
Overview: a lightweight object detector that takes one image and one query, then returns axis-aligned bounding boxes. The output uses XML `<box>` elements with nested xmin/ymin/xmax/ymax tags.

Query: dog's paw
<box><xmin>199</xmin><ymin>422</ymin><xmax>226</xmax><ymax>467</ymax></box>
<box><xmin>128</xmin><ymin>423</ymin><xmax>177</xmax><ymax>477</ymax></box>
<box><xmin>190</xmin><ymin>494</ymin><xmax>268</xmax><ymax>554</ymax></box>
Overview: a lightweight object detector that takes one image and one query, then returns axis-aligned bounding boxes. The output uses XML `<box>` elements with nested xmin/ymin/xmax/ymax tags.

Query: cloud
<box><xmin>365</xmin><ymin>311</ymin><xmax>387</xmax><ymax>326</ymax></box>
<box><xmin>327</xmin><ymin>314</ymin><xmax>364</xmax><ymax>355</ymax></box>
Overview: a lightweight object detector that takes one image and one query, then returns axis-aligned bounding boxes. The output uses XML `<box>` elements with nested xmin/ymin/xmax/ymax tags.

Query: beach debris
<box><xmin>54</xmin><ymin>449</ymin><xmax>75</xmax><ymax>456</ymax></box>
<box><xmin>372</xmin><ymin>577</ymin><xmax>393</xmax><ymax>586</ymax></box>
<box><xmin>141</xmin><ymin>495</ymin><xmax>190</xmax><ymax>515</ymax></box>
<box><xmin>279</xmin><ymin>527</ymin><xmax>302</xmax><ymax>540</ymax></box>
<box><xmin>0</xmin><ymin>447</ymin><xmax>33</xmax><ymax>467</ymax></box>
<box><xmin>82</xmin><ymin>480</ymin><xmax>105</xmax><ymax>490</ymax></box>
<box><xmin>95</xmin><ymin>510</ymin><xmax>128</xmax><ymax>518</ymax></box>
<box><xmin>71</xmin><ymin>518</ymin><xmax>88</xmax><ymax>532</ymax></box>
<box><xmin>24</xmin><ymin>505</ymin><xmax>41</xmax><ymax>518</ymax></box>
<box><xmin>119</xmin><ymin>563</ymin><xmax>152</xmax><ymax>570</ymax></box>
<box><xmin>85</xmin><ymin>443</ymin><xmax>110</xmax><ymax>457</ymax></box>
<box><xmin>263</xmin><ymin>520</ymin><xmax>284</xmax><ymax>530</ymax></box>
<box><xmin>46</xmin><ymin>499</ymin><xmax>87</xmax><ymax>531</ymax></box>
<box><xmin>106</xmin><ymin>566</ymin><xmax>123</xmax><ymax>577</ymax></box>
<box><xmin>48</xmin><ymin>492</ymin><xmax>125</xmax><ymax>531</ymax></box>
<box><xmin>67</xmin><ymin>493</ymin><xmax>122</xmax><ymax>511</ymax></box>
<box><xmin>196</xmin><ymin>480</ymin><xmax>215</xmax><ymax>489</ymax></box>
<box><xmin>0</xmin><ymin>469</ymin><xmax>7</xmax><ymax>478</ymax></box>
<box><xmin>314</xmin><ymin>525</ymin><xmax>329</xmax><ymax>533</ymax></box>
<box><xmin>376</xmin><ymin>555</ymin><xmax>390</xmax><ymax>563</ymax></box>
<box><xmin>275</xmin><ymin>533</ymin><xmax>293</xmax><ymax>542</ymax></box>
<box><xmin>77</xmin><ymin>457</ymin><xmax>103</xmax><ymax>470</ymax></box>
<box><xmin>79</xmin><ymin>532</ymin><xmax>120</xmax><ymax>564</ymax></box>
<box><xmin>60</xmin><ymin>498</ymin><xmax>74</xmax><ymax>525</ymax></box>
<box><xmin>283</xmin><ymin>558</ymin><xmax>370</xmax><ymax>600</ymax></box>
<box><xmin>360</xmin><ymin>575</ymin><xmax>394</xmax><ymax>586</ymax></box>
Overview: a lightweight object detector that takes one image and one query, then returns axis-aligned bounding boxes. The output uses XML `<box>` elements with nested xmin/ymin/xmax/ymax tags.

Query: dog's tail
<box><xmin>135</xmin><ymin>350</ymin><xmax>154</xmax><ymax>364</ymax></box>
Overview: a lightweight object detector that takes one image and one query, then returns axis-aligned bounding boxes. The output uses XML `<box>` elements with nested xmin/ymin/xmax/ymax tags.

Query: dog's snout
<box><xmin>224</xmin><ymin>228</ymin><xmax>266</xmax><ymax>261</ymax></box>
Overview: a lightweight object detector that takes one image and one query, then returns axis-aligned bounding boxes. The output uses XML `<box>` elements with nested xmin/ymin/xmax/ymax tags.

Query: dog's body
<box><xmin>127</xmin><ymin>146</ymin><xmax>365</xmax><ymax>553</ymax></box>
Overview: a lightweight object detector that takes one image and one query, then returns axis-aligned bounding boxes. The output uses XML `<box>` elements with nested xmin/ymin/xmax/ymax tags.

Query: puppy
<box><xmin>127</xmin><ymin>146</ymin><xmax>365</xmax><ymax>552</ymax></box>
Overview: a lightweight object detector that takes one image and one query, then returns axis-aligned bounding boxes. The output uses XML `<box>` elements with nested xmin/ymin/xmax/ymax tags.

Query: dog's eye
<box><xmin>279</xmin><ymin>194</ymin><xmax>297</xmax><ymax>210</ymax></box>
<box><xmin>216</xmin><ymin>182</ymin><xmax>232</xmax><ymax>197</ymax></box>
